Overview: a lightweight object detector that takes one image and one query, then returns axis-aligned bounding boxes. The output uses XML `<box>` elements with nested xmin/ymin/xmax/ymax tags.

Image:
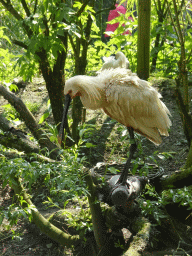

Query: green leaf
<box><xmin>39</xmin><ymin>112</ymin><xmax>50</xmax><ymax>124</ymax></box>
<box><xmin>85</xmin><ymin>143</ymin><xmax>96</xmax><ymax>148</ymax></box>
<box><xmin>9</xmin><ymin>84</ymin><xmax>19</xmax><ymax>92</ymax></box>
<box><xmin>107</xmin><ymin>167</ymin><xmax>120</xmax><ymax>174</ymax></box>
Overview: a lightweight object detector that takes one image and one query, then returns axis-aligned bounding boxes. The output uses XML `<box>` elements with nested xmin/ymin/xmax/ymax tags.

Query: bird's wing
<box><xmin>103</xmin><ymin>77</ymin><xmax>171</xmax><ymax>145</ymax></box>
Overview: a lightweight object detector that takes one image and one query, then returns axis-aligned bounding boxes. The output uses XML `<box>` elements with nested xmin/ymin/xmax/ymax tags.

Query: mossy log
<box><xmin>123</xmin><ymin>217</ymin><xmax>151</xmax><ymax>256</ymax></box>
<box><xmin>157</xmin><ymin>167</ymin><xmax>192</xmax><ymax>192</ymax></box>
<box><xmin>10</xmin><ymin>175</ymin><xmax>80</xmax><ymax>248</ymax></box>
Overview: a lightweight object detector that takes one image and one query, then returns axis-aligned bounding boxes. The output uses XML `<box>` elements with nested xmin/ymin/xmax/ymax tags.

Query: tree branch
<box><xmin>84</xmin><ymin>168</ymin><xmax>107</xmax><ymax>249</ymax></box>
<box><xmin>173</xmin><ymin>0</ymin><xmax>185</xmax><ymax>46</ymax></box>
<box><xmin>96</xmin><ymin>1</ymin><xmax>116</xmax><ymax>16</ymax></box>
<box><xmin>0</xmin><ymin>114</ymin><xmax>41</xmax><ymax>155</ymax></box>
<box><xmin>76</xmin><ymin>0</ymin><xmax>90</xmax><ymax>17</ymax></box>
<box><xmin>0</xmin><ymin>84</ymin><xmax>60</xmax><ymax>160</ymax></box>
<box><xmin>123</xmin><ymin>217</ymin><xmax>151</xmax><ymax>255</ymax></box>
<box><xmin>21</xmin><ymin>0</ymin><xmax>31</xmax><ymax>17</ymax></box>
<box><xmin>0</xmin><ymin>132</ymin><xmax>40</xmax><ymax>154</ymax></box>
<box><xmin>162</xmin><ymin>0</ymin><xmax>168</xmax><ymax>13</ymax></box>
<box><xmin>43</xmin><ymin>15</ymin><xmax>49</xmax><ymax>36</ymax></box>
<box><xmin>69</xmin><ymin>34</ymin><xmax>77</xmax><ymax>57</ymax></box>
<box><xmin>167</xmin><ymin>2</ymin><xmax>181</xmax><ymax>44</ymax></box>
<box><xmin>35</xmin><ymin>48</ymin><xmax>53</xmax><ymax>82</ymax></box>
<box><xmin>157</xmin><ymin>0</ymin><xmax>161</xmax><ymax>12</ymax></box>
<box><xmin>12</xmin><ymin>39</ymin><xmax>28</xmax><ymax>49</ymax></box>
<box><xmin>0</xmin><ymin>0</ymin><xmax>23</xmax><ymax>20</ymax></box>
<box><xmin>0</xmin><ymin>0</ymin><xmax>33</xmax><ymax>38</ymax></box>
<box><xmin>33</xmin><ymin>0</ymin><xmax>38</xmax><ymax>14</ymax></box>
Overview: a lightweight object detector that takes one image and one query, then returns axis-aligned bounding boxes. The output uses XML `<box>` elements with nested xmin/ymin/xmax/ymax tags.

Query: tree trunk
<box><xmin>175</xmin><ymin>85</ymin><xmax>192</xmax><ymax>147</ymax></box>
<box><xmin>185</xmin><ymin>142</ymin><xmax>192</xmax><ymax>169</ymax></box>
<box><xmin>37</xmin><ymin>48</ymin><xmax>67</xmax><ymax>132</ymax></box>
<box><xmin>71</xmin><ymin>13</ymin><xmax>93</xmax><ymax>143</ymax></box>
<box><xmin>137</xmin><ymin>0</ymin><xmax>151</xmax><ymax>80</ymax></box>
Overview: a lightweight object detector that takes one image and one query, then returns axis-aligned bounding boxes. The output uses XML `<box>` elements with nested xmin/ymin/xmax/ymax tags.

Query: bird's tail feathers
<box><xmin>135</xmin><ymin>127</ymin><xmax>162</xmax><ymax>145</ymax></box>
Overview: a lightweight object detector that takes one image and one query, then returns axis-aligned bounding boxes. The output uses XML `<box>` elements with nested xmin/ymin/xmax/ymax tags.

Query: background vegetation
<box><xmin>0</xmin><ymin>0</ymin><xmax>192</xmax><ymax>255</ymax></box>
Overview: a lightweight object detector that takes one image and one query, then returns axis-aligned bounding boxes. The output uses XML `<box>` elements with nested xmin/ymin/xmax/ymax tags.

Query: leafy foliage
<box><xmin>0</xmin><ymin>142</ymin><xmax>87</xmax><ymax>227</ymax></box>
<box><xmin>0</xmin><ymin>2</ymin><xmax>192</xmax><ymax>251</ymax></box>
<box><xmin>0</xmin><ymin>27</ymin><xmax>19</xmax><ymax>83</ymax></box>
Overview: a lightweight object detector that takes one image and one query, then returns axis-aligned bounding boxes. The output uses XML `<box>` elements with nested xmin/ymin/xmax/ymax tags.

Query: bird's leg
<box><xmin>118</xmin><ymin>127</ymin><xmax>137</xmax><ymax>185</ymax></box>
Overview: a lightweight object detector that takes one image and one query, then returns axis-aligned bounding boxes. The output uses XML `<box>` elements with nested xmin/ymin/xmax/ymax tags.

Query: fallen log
<box><xmin>0</xmin><ymin>86</ymin><xmax>60</xmax><ymax>159</ymax></box>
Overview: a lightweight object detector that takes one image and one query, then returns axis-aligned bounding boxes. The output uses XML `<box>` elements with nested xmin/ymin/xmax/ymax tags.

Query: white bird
<box><xmin>101</xmin><ymin>52</ymin><xmax>130</xmax><ymax>70</ymax></box>
<box><xmin>58</xmin><ymin>68</ymin><xmax>171</xmax><ymax>185</ymax></box>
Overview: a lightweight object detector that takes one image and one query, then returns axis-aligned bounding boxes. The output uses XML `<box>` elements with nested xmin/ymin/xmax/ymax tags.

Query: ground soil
<box><xmin>0</xmin><ymin>76</ymin><xmax>190</xmax><ymax>255</ymax></box>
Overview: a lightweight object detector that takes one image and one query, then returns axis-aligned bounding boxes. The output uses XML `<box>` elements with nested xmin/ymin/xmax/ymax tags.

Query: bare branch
<box><xmin>12</xmin><ymin>39</ymin><xmax>28</xmax><ymax>49</ymax></box>
<box><xmin>21</xmin><ymin>0</ymin><xmax>31</xmax><ymax>17</ymax></box>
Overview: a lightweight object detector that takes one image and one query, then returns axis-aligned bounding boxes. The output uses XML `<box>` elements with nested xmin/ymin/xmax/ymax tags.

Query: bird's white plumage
<box><xmin>101</xmin><ymin>52</ymin><xmax>130</xmax><ymax>70</ymax></box>
<box><xmin>64</xmin><ymin>68</ymin><xmax>171</xmax><ymax>145</ymax></box>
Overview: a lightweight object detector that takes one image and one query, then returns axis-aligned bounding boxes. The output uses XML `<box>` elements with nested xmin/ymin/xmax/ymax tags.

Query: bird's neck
<box><xmin>78</xmin><ymin>76</ymin><xmax>107</xmax><ymax>110</ymax></box>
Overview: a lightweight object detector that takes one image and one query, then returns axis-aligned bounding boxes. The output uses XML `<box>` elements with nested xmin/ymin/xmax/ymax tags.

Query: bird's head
<box><xmin>64</xmin><ymin>77</ymin><xmax>82</xmax><ymax>99</ymax></box>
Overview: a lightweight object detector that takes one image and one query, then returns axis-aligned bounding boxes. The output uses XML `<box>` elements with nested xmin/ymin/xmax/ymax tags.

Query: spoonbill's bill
<box><xmin>58</xmin><ymin>68</ymin><xmax>171</xmax><ymax>185</ymax></box>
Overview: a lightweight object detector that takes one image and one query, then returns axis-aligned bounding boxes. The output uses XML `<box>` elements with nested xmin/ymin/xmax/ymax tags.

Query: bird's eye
<box><xmin>68</xmin><ymin>89</ymin><xmax>72</xmax><ymax>94</ymax></box>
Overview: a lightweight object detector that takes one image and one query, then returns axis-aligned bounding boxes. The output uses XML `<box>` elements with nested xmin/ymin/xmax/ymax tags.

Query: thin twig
<box><xmin>167</xmin><ymin>2</ymin><xmax>181</xmax><ymax>44</ymax></box>
<box><xmin>76</xmin><ymin>0</ymin><xmax>90</xmax><ymax>17</ymax></box>
<box><xmin>68</xmin><ymin>34</ymin><xmax>77</xmax><ymax>57</ymax></box>
<box><xmin>173</xmin><ymin>0</ymin><xmax>185</xmax><ymax>45</ymax></box>
<box><xmin>162</xmin><ymin>0</ymin><xmax>168</xmax><ymax>12</ymax></box>
<box><xmin>157</xmin><ymin>0</ymin><xmax>161</xmax><ymax>13</ymax></box>
<box><xmin>96</xmin><ymin>0</ymin><xmax>116</xmax><ymax>16</ymax></box>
